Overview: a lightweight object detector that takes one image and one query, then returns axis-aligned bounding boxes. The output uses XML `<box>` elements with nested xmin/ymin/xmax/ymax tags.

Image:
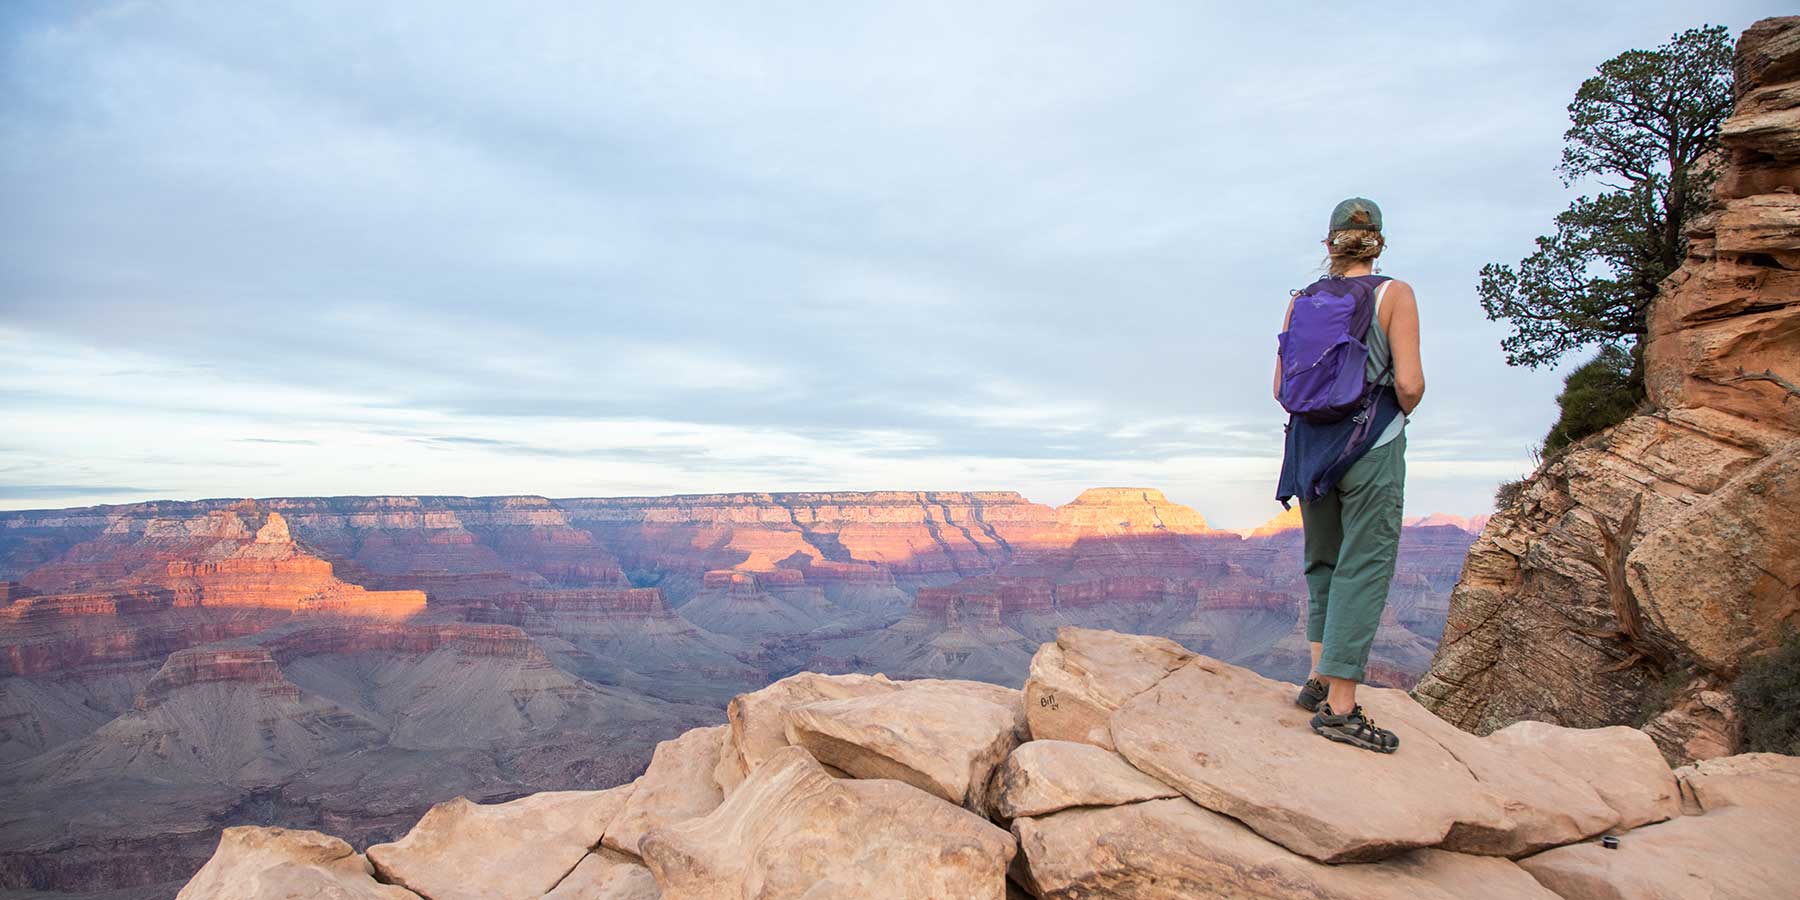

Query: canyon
<box><xmin>0</xmin><ymin>489</ymin><xmax>1475</xmax><ymax>898</ymax></box>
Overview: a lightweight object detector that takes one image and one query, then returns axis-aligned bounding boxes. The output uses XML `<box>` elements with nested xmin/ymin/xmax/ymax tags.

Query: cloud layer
<box><xmin>1</xmin><ymin>1</ymin><xmax>1776</xmax><ymax>527</ymax></box>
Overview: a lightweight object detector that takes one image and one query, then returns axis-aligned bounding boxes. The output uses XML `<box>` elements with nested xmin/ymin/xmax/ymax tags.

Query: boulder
<box><xmin>714</xmin><ymin>671</ymin><xmax>901</xmax><ymax>791</ymax></box>
<box><xmin>1522</xmin><ymin>751</ymin><xmax>1800</xmax><ymax>898</ymax></box>
<box><xmin>543</xmin><ymin>849</ymin><xmax>659</xmax><ymax>900</ymax></box>
<box><xmin>1674</xmin><ymin>751</ymin><xmax>1800</xmax><ymax>813</ymax></box>
<box><xmin>1519</xmin><ymin>799</ymin><xmax>1800</xmax><ymax>899</ymax></box>
<box><xmin>991</xmin><ymin>739</ymin><xmax>1179</xmax><ymax>819</ymax></box>
<box><xmin>1012</xmin><ymin>797</ymin><xmax>1557</xmax><ymax>900</ymax></box>
<box><xmin>366</xmin><ymin>786</ymin><xmax>634</xmax><ymax>900</ymax></box>
<box><xmin>784</xmin><ymin>682</ymin><xmax>1021</xmax><ymax>810</ymax></box>
<box><xmin>177</xmin><ymin>827</ymin><xmax>419</xmax><ymax>900</ymax></box>
<box><xmin>1022</xmin><ymin>627</ymin><xmax>1192</xmax><ymax>748</ymax></box>
<box><xmin>1108</xmin><ymin>655</ymin><xmax>1509</xmax><ymax>862</ymax></box>
<box><xmin>1631</xmin><ymin>444</ymin><xmax>1800</xmax><ymax>673</ymax></box>
<box><xmin>1360</xmin><ymin>693</ymin><xmax>1623</xmax><ymax>856</ymax></box>
<box><xmin>1488</xmin><ymin>720</ymin><xmax>1680</xmax><ymax>829</ymax></box>
<box><xmin>640</xmin><ymin>745</ymin><xmax>1015</xmax><ymax>900</ymax></box>
<box><xmin>602</xmin><ymin>724</ymin><xmax>726</xmax><ymax>857</ymax></box>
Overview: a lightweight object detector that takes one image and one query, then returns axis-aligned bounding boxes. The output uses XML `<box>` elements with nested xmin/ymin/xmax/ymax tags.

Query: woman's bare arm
<box><xmin>1382</xmin><ymin>281</ymin><xmax>1425</xmax><ymax>413</ymax></box>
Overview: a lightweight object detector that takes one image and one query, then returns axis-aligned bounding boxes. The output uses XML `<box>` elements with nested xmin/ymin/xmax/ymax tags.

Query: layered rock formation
<box><xmin>177</xmin><ymin>628</ymin><xmax>1799</xmax><ymax>900</ymax></box>
<box><xmin>1416</xmin><ymin>17</ymin><xmax>1800</xmax><ymax>762</ymax></box>
<box><xmin>0</xmin><ymin>488</ymin><xmax>1475</xmax><ymax>896</ymax></box>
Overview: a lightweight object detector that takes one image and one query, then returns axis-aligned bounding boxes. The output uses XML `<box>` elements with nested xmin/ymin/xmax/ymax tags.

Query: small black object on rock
<box><xmin>1600</xmin><ymin>835</ymin><xmax>1621</xmax><ymax>850</ymax></box>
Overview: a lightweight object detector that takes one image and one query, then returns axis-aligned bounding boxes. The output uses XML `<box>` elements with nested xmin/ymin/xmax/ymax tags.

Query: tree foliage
<box><xmin>1541</xmin><ymin>345</ymin><xmax>1641</xmax><ymax>455</ymax></box>
<box><xmin>1479</xmin><ymin>26</ymin><xmax>1734</xmax><ymax>370</ymax></box>
<box><xmin>1735</xmin><ymin>628</ymin><xmax>1800</xmax><ymax>756</ymax></box>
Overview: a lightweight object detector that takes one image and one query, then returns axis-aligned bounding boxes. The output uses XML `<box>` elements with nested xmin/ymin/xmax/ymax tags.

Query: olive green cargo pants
<box><xmin>1299</xmin><ymin>431</ymin><xmax>1406</xmax><ymax>682</ymax></box>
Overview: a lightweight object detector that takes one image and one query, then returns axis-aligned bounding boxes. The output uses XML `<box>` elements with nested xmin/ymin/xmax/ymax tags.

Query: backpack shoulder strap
<box><xmin>1346</xmin><ymin>277</ymin><xmax>1387</xmax><ymax>341</ymax></box>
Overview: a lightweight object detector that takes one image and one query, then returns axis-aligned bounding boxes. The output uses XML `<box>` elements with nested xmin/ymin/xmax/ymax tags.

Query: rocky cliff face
<box><xmin>1415</xmin><ymin>17</ymin><xmax>1800</xmax><ymax>763</ymax></box>
<box><xmin>174</xmin><ymin>627</ymin><xmax>1800</xmax><ymax>900</ymax></box>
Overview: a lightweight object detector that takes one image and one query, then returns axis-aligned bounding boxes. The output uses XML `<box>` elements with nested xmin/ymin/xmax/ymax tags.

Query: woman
<box><xmin>1273</xmin><ymin>197</ymin><xmax>1424</xmax><ymax>753</ymax></box>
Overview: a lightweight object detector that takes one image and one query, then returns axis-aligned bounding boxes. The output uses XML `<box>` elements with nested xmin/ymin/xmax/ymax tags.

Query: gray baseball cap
<box><xmin>1329</xmin><ymin>197</ymin><xmax>1382</xmax><ymax>232</ymax></box>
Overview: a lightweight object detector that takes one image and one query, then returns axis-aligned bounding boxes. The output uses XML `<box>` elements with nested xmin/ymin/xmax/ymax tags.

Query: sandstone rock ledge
<box><xmin>179</xmin><ymin>629</ymin><xmax>1799</xmax><ymax>900</ymax></box>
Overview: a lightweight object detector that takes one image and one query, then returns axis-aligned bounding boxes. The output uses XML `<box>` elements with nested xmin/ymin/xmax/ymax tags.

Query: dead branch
<box><xmin>1563</xmin><ymin>495</ymin><xmax>1673</xmax><ymax>675</ymax></box>
<box><xmin>1726</xmin><ymin>366</ymin><xmax>1800</xmax><ymax>402</ymax></box>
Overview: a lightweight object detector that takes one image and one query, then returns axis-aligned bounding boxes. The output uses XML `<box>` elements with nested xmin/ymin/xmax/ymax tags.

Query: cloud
<box><xmin>0</xmin><ymin>484</ymin><xmax>162</xmax><ymax>500</ymax></box>
<box><xmin>0</xmin><ymin>1</ymin><xmax>1783</xmax><ymax>526</ymax></box>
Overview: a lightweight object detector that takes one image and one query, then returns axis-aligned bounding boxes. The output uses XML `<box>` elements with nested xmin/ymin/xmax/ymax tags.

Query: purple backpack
<box><xmin>1277</xmin><ymin>275</ymin><xmax>1390</xmax><ymax>423</ymax></box>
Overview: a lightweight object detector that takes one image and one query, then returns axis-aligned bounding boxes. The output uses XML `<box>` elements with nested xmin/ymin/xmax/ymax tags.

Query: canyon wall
<box><xmin>1415</xmin><ymin>17</ymin><xmax>1800</xmax><ymax>763</ymax></box>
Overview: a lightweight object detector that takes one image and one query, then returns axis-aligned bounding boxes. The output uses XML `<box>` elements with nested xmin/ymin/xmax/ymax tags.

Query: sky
<box><xmin>0</xmin><ymin>2</ymin><xmax>1783</xmax><ymax>529</ymax></box>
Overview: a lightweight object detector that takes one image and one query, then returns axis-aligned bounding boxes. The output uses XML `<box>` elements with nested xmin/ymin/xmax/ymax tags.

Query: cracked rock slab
<box><xmin>177</xmin><ymin>827</ymin><xmax>420</xmax><ymax>900</ymax></box>
<box><xmin>992</xmin><ymin>739</ymin><xmax>1179</xmax><ymax>820</ymax></box>
<box><xmin>602</xmin><ymin>724</ymin><xmax>726</xmax><ymax>857</ymax></box>
<box><xmin>1013</xmin><ymin>797</ymin><xmax>1557</xmax><ymax>900</ymax></box>
<box><xmin>714</xmin><ymin>671</ymin><xmax>902</xmax><ymax>793</ymax></box>
<box><xmin>1488</xmin><ymin>720</ymin><xmax>1679</xmax><ymax>830</ymax></box>
<box><xmin>543</xmin><ymin>848</ymin><xmax>659</xmax><ymax>900</ymax></box>
<box><xmin>641</xmin><ymin>745</ymin><xmax>1015</xmax><ymax>900</ymax></box>
<box><xmin>784</xmin><ymin>682</ymin><xmax>1021</xmax><ymax>811</ymax></box>
<box><xmin>1674</xmin><ymin>751</ymin><xmax>1800</xmax><ymax>814</ymax></box>
<box><xmin>1022</xmin><ymin>627</ymin><xmax>1193</xmax><ymax>749</ymax></box>
<box><xmin>1109</xmin><ymin>656</ymin><xmax>1509</xmax><ymax>862</ymax></box>
<box><xmin>1361</xmin><ymin>691</ymin><xmax>1622</xmax><ymax>857</ymax></box>
<box><xmin>366</xmin><ymin>786</ymin><xmax>634</xmax><ymax>900</ymax></box>
<box><xmin>1519</xmin><ymin>770</ymin><xmax>1800</xmax><ymax>900</ymax></box>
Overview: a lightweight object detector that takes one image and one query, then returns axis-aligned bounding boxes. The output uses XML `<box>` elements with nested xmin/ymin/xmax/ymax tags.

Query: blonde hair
<box><xmin>1321</xmin><ymin>209</ymin><xmax>1386</xmax><ymax>275</ymax></box>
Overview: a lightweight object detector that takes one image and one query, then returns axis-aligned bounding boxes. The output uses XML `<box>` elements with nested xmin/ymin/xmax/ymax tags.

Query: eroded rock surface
<box><xmin>366</xmin><ymin>787</ymin><xmax>634</xmax><ymax>900</ymax></box>
<box><xmin>177</xmin><ymin>626</ymin><xmax>1799</xmax><ymax>900</ymax></box>
<box><xmin>1109</xmin><ymin>656</ymin><xmax>1510</xmax><ymax>861</ymax></box>
<box><xmin>713</xmin><ymin>671</ymin><xmax>901</xmax><ymax>793</ymax></box>
<box><xmin>1519</xmin><ymin>772</ymin><xmax>1800</xmax><ymax>900</ymax></box>
<box><xmin>602</xmin><ymin>724</ymin><xmax>726</xmax><ymax>857</ymax></box>
<box><xmin>1489</xmin><ymin>720</ymin><xmax>1680</xmax><ymax>829</ymax></box>
<box><xmin>640</xmin><ymin>745</ymin><xmax>1015</xmax><ymax>900</ymax></box>
<box><xmin>1022</xmin><ymin>627</ymin><xmax>1192</xmax><ymax>748</ymax></box>
<box><xmin>784</xmin><ymin>682</ymin><xmax>1022</xmax><ymax>811</ymax></box>
<box><xmin>1673</xmin><ymin>751</ymin><xmax>1800</xmax><ymax>813</ymax></box>
<box><xmin>1012</xmin><ymin>797</ymin><xmax>1557</xmax><ymax>900</ymax></box>
<box><xmin>543</xmin><ymin>849</ymin><xmax>659</xmax><ymax>900</ymax></box>
<box><xmin>176</xmin><ymin>827</ymin><xmax>419</xmax><ymax>900</ymax></box>
<box><xmin>1415</xmin><ymin>15</ymin><xmax>1800</xmax><ymax>764</ymax></box>
<box><xmin>991</xmin><ymin>739</ymin><xmax>1179</xmax><ymax>819</ymax></box>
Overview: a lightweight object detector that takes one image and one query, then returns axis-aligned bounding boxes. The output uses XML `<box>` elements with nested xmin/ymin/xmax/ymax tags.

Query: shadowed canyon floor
<box><xmin>0</xmin><ymin>490</ymin><xmax>1476</xmax><ymax>897</ymax></box>
<box><xmin>174</xmin><ymin>629</ymin><xmax>1800</xmax><ymax>900</ymax></box>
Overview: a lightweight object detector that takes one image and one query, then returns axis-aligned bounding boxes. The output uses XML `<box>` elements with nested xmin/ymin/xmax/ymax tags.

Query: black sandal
<box><xmin>1310</xmin><ymin>703</ymin><xmax>1399</xmax><ymax>753</ymax></box>
<box><xmin>1296</xmin><ymin>677</ymin><xmax>1327</xmax><ymax>712</ymax></box>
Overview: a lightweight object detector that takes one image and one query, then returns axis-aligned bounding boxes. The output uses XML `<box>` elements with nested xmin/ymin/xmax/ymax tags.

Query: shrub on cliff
<box><xmin>1542</xmin><ymin>345</ymin><xmax>1642</xmax><ymax>455</ymax></box>
<box><xmin>1735</xmin><ymin>629</ymin><xmax>1800</xmax><ymax>756</ymax></box>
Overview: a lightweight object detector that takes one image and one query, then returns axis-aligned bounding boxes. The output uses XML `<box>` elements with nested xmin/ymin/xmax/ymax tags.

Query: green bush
<box><xmin>1735</xmin><ymin>629</ymin><xmax>1800</xmax><ymax>756</ymax></box>
<box><xmin>1542</xmin><ymin>345</ymin><xmax>1643</xmax><ymax>456</ymax></box>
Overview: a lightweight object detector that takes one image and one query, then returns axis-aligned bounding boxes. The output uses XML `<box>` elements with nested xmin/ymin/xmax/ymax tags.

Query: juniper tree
<box><xmin>1479</xmin><ymin>26</ymin><xmax>1733</xmax><ymax>450</ymax></box>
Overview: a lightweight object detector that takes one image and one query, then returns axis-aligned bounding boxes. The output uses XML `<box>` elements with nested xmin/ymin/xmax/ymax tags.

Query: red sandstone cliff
<box><xmin>1416</xmin><ymin>18</ymin><xmax>1800</xmax><ymax>763</ymax></box>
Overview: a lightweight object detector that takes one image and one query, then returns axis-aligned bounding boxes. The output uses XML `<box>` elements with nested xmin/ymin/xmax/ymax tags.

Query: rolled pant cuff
<box><xmin>1315</xmin><ymin>660</ymin><xmax>1366</xmax><ymax>682</ymax></box>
